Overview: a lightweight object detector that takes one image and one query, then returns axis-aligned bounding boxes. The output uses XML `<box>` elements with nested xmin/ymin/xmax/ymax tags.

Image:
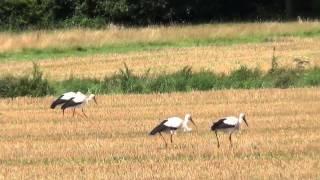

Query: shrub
<box><xmin>0</xmin><ymin>63</ymin><xmax>54</xmax><ymax>97</ymax></box>
<box><xmin>1</xmin><ymin>64</ymin><xmax>320</xmax><ymax>97</ymax></box>
<box><xmin>223</xmin><ymin>66</ymin><xmax>263</xmax><ymax>89</ymax></box>
<box><xmin>0</xmin><ymin>75</ymin><xmax>19</xmax><ymax>98</ymax></box>
<box><xmin>265</xmin><ymin>68</ymin><xmax>299</xmax><ymax>89</ymax></box>
<box><xmin>190</xmin><ymin>71</ymin><xmax>220</xmax><ymax>90</ymax></box>
<box><xmin>150</xmin><ymin>66</ymin><xmax>193</xmax><ymax>93</ymax></box>
<box><xmin>56</xmin><ymin>76</ymin><xmax>101</xmax><ymax>95</ymax></box>
<box><xmin>299</xmin><ymin>67</ymin><xmax>320</xmax><ymax>86</ymax></box>
<box><xmin>102</xmin><ymin>63</ymin><xmax>147</xmax><ymax>93</ymax></box>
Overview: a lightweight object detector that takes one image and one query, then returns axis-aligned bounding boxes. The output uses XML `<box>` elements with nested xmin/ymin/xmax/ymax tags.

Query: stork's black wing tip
<box><xmin>149</xmin><ymin>128</ymin><xmax>160</xmax><ymax>135</ymax></box>
<box><xmin>211</xmin><ymin>118</ymin><xmax>226</xmax><ymax>131</ymax></box>
<box><xmin>50</xmin><ymin>101</ymin><xmax>59</xmax><ymax>109</ymax></box>
<box><xmin>149</xmin><ymin>119</ymin><xmax>168</xmax><ymax>136</ymax></box>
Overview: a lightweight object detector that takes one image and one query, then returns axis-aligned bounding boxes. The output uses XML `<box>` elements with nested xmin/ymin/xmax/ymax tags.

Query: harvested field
<box><xmin>1</xmin><ymin>22</ymin><xmax>319</xmax><ymax>53</ymax></box>
<box><xmin>0</xmin><ymin>88</ymin><xmax>319</xmax><ymax>179</ymax></box>
<box><xmin>1</xmin><ymin>37</ymin><xmax>320</xmax><ymax>80</ymax></box>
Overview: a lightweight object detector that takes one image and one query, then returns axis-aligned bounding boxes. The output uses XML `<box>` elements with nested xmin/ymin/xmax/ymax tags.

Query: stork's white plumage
<box><xmin>50</xmin><ymin>91</ymin><xmax>78</xmax><ymax>109</ymax></box>
<box><xmin>149</xmin><ymin>114</ymin><xmax>197</xmax><ymax>147</ymax></box>
<box><xmin>211</xmin><ymin>113</ymin><xmax>249</xmax><ymax>148</ymax></box>
<box><xmin>60</xmin><ymin>92</ymin><xmax>97</xmax><ymax>117</ymax></box>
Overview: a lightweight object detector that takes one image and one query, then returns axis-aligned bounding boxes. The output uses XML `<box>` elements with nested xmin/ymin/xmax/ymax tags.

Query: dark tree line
<box><xmin>0</xmin><ymin>0</ymin><xmax>319</xmax><ymax>30</ymax></box>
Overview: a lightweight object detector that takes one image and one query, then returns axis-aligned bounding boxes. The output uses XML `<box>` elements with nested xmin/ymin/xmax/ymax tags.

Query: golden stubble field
<box><xmin>1</xmin><ymin>22</ymin><xmax>320</xmax><ymax>80</ymax></box>
<box><xmin>0</xmin><ymin>88</ymin><xmax>319</xmax><ymax>179</ymax></box>
<box><xmin>1</xmin><ymin>37</ymin><xmax>320</xmax><ymax>80</ymax></box>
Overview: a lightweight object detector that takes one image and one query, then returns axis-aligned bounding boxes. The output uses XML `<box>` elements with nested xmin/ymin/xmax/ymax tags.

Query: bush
<box><xmin>48</xmin><ymin>65</ymin><xmax>320</xmax><ymax>95</ymax></box>
<box><xmin>299</xmin><ymin>67</ymin><xmax>320</xmax><ymax>86</ymax></box>
<box><xmin>0</xmin><ymin>63</ymin><xmax>54</xmax><ymax>97</ymax></box>
<box><xmin>56</xmin><ymin>76</ymin><xmax>101</xmax><ymax>95</ymax></box>
<box><xmin>0</xmin><ymin>75</ymin><xmax>19</xmax><ymax>98</ymax></box>
<box><xmin>1</xmin><ymin>64</ymin><xmax>320</xmax><ymax>97</ymax></box>
<box><xmin>102</xmin><ymin>63</ymin><xmax>148</xmax><ymax>93</ymax></box>
<box><xmin>169</xmin><ymin>66</ymin><xmax>193</xmax><ymax>91</ymax></box>
<box><xmin>1</xmin><ymin>0</ymin><xmax>319</xmax><ymax>30</ymax></box>
<box><xmin>150</xmin><ymin>66</ymin><xmax>193</xmax><ymax>93</ymax></box>
<box><xmin>223</xmin><ymin>66</ymin><xmax>264</xmax><ymax>89</ymax></box>
<box><xmin>189</xmin><ymin>71</ymin><xmax>220</xmax><ymax>90</ymax></box>
<box><xmin>265</xmin><ymin>68</ymin><xmax>299</xmax><ymax>88</ymax></box>
<box><xmin>150</xmin><ymin>75</ymin><xmax>176</xmax><ymax>93</ymax></box>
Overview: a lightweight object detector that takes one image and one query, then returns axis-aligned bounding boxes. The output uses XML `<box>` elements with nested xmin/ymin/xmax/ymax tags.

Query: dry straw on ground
<box><xmin>0</xmin><ymin>22</ymin><xmax>320</xmax><ymax>53</ymax></box>
<box><xmin>1</xmin><ymin>22</ymin><xmax>320</xmax><ymax>80</ymax></box>
<box><xmin>0</xmin><ymin>88</ymin><xmax>319</xmax><ymax>178</ymax></box>
<box><xmin>1</xmin><ymin>37</ymin><xmax>320</xmax><ymax>80</ymax></box>
<box><xmin>0</xmin><ymin>22</ymin><xmax>319</xmax><ymax>178</ymax></box>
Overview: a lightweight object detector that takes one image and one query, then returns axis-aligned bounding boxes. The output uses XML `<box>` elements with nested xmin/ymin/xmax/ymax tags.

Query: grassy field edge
<box><xmin>1</xmin><ymin>28</ymin><xmax>320</xmax><ymax>62</ymax></box>
<box><xmin>1</xmin><ymin>63</ymin><xmax>320</xmax><ymax>97</ymax></box>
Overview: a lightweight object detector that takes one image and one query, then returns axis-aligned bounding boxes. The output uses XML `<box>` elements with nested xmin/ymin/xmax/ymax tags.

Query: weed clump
<box><xmin>0</xmin><ymin>63</ymin><xmax>54</xmax><ymax>98</ymax></box>
<box><xmin>1</xmin><ymin>63</ymin><xmax>320</xmax><ymax>97</ymax></box>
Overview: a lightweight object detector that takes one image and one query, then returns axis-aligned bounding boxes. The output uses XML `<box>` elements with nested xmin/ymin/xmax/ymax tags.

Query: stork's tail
<box><xmin>50</xmin><ymin>100</ymin><xmax>59</xmax><ymax>109</ymax></box>
<box><xmin>50</xmin><ymin>95</ymin><xmax>64</xmax><ymax>109</ymax></box>
<box><xmin>149</xmin><ymin>126</ymin><xmax>160</xmax><ymax>135</ymax></box>
<box><xmin>149</xmin><ymin>120</ymin><xmax>167</xmax><ymax>135</ymax></box>
<box><xmin>211</xmin><ymin>124</ymin><xmax>216</xmax><ymax>131</ymax></box>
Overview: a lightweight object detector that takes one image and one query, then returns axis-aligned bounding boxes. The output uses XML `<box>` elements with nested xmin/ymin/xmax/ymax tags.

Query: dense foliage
<box><xmin>0</xmin><ymin>0</ymin><xmax>319</xmax><ymax>30</ymax></box>
<box><xmin>1</xmin><ymin>64</ymin><xmax>320</xmax><ymax>97</ymax></box>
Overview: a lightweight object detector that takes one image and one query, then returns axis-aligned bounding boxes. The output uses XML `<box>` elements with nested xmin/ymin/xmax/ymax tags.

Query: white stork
<box><xmin>149</xmin><ymin>114</ymin><xmax>197</xmax><ymax>147</ymax></box>
<box><xmin>61</xmin><ymin>92</ymin><xmax>97</xmax><ymax>118</ymax></box>
<box><xmin>50</xmin><ymin>91</ymin><xmax>78</xmax><ymax>109</ymax></box>
<box><xmin>211</xmin><ymin>113</ymin><xmax>249</xmax><ymax>148</ymax></box>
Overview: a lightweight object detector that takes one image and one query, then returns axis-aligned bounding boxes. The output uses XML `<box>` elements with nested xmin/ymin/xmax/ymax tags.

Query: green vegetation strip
<box><xmin>1</xmin><ymin>63</ymin><xmax>320</xmax><ymax>98</ymax></box>
<box><xmin>1</xmin><ymin>29</ymin><xmax>320</xmax><ymax>62</ymax></box>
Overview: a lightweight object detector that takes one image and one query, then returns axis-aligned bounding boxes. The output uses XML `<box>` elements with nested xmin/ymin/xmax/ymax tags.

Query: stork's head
<box><xmin>239</xmin><ymin>113</ymin><xmax>248</xmax><ymax>127</ymax></box>
<box><xmin>88</xmin><ymin>94</ymin><xmax>98</xmax><ymax>105</ymax></box>
<box><xmin>185</xmin><ymin>113</ymin><xmax>197</xmax><ymax>129</ymax></box>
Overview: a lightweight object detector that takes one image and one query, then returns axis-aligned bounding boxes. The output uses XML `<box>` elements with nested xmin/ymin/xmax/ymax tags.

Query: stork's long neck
<box><xmin>183</xmin><ymin>117</ymin><xmax>189</xmax><ymax>126</ymax></box>
<box><xmin>85</xmin><ymin>96</ymin><xmax>93</xmax><ymax>104</ymax></box>
<box><xmin>182</xmin><ymin>116</ymin><xmax>192</xmax><ymax>132</ymax></box>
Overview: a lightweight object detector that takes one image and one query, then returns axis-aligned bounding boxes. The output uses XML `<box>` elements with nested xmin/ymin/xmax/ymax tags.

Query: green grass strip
<box><xmin>1</xmin><ymin>63</ymin><xmax>320</xmax><ymax>98</ymax></box>
<box><xmin>1</xmin><ymin>29</ymin><xmax>320</xmax><ymax>62</ymax></box>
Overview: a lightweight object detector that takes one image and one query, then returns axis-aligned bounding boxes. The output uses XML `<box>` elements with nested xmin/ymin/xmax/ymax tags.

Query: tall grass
<box><xmin>0</xmin><ymin>63</ymin><xmax>54</xmax><ymax>98</ymax></box>
<box><xmin>1</xmin><ymin>63</ymin><xmax>320</xmax><ymax>97</ymax></box>
<box><xmin>99</xmin><ymin>64</ymin><xmax>320</xmax><ymax>93</ymax></box>
<box><xmin>1</xmin><ymin>22</ymin><xmax>320</xmax><ymax>61</ymax></box>
<box><xmin>2</xmin><ymin>22</ymin><xmax>320</xmax><ymax>52</ymax></box>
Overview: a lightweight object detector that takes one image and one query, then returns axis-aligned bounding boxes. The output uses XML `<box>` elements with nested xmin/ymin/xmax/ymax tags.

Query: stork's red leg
<box><xmin>229</xmin><ymin>133</ymin><xmax>233</xmax><ymax>147</ymax></box>
<box><xmin>159</xmin><ymin>132</ymin><xmax>167</xmax><ymax>147</ymax></box>
<box><xmin>215</xmin><ymin>131</ymin><xmax>220</xmax><ymax>148</ymax></box>
<box><xmin>82</xmin><ymin>108</ymin><xmax>88</xmax><ymax>118</ymax></box>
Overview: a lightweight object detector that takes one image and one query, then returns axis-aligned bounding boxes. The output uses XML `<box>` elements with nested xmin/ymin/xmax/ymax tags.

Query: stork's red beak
<box><xmin>190</xmin><ymin>117</ymin><xmax>197</xmax><ymax>129</ymax></box>
<box><xmin>243</xmin><ymin>117</ymin><xmax>249</xmax><ymax>127</ymax></box>
<box><xmin>93</xmin><ymin>96</ymin><xmax>98</xmax><ymax>105</ymax></box>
